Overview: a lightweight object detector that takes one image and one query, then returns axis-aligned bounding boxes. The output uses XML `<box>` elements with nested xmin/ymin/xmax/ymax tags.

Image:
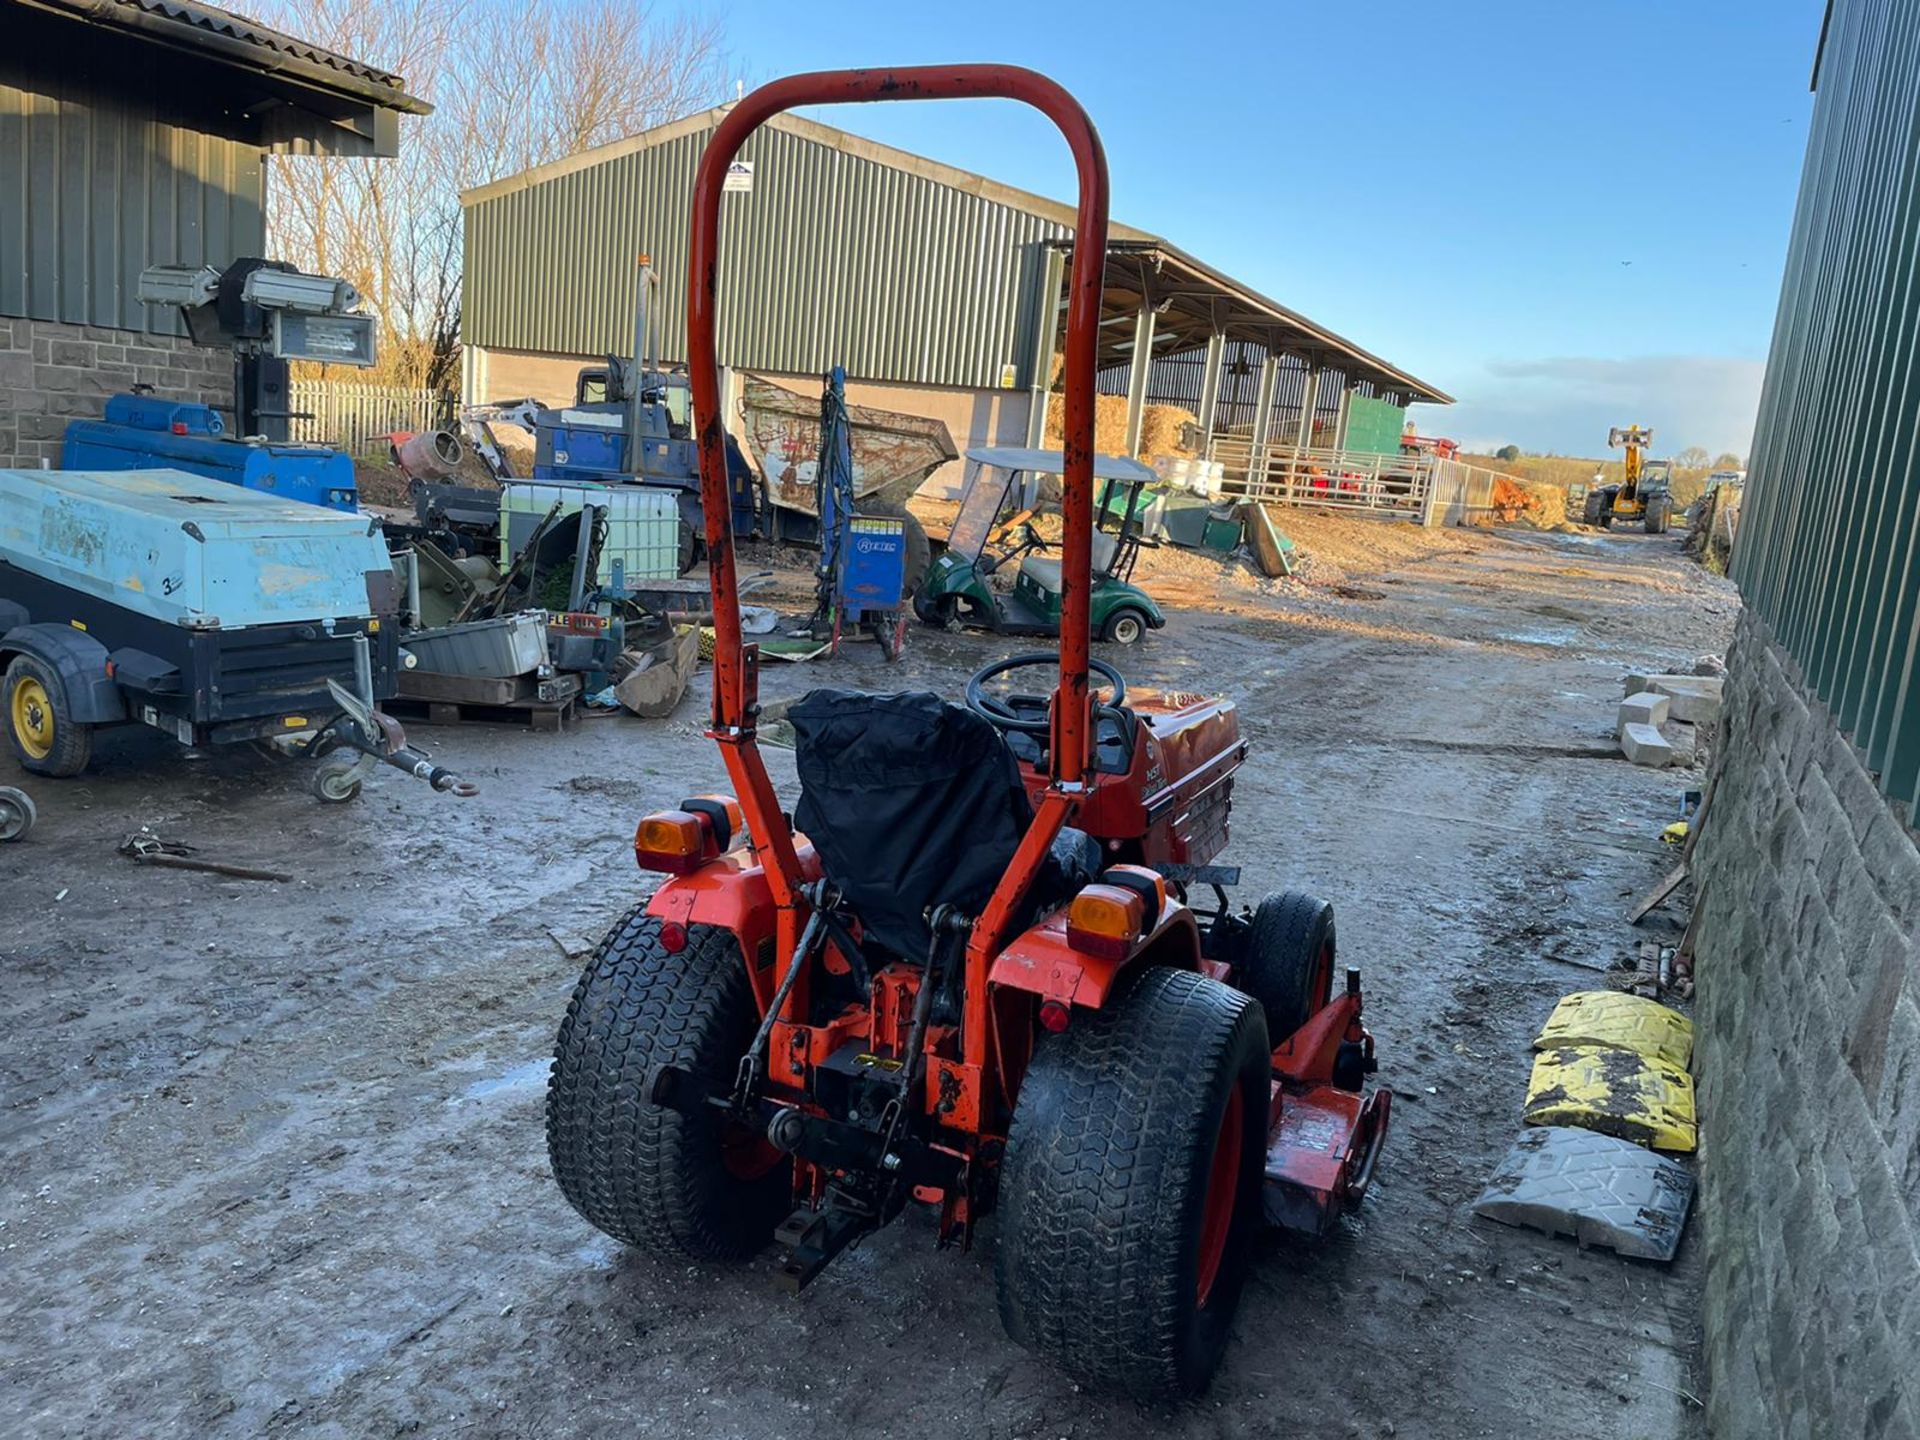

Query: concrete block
<box><xmin>1621</xmin><ymin>721</ymin><xmax>1673</xmax><ymax>766</ymax></box>
<box><xmin>1663</xmin><ymin>720</ymin><xmax>1700</xmax><ymax>767</ymax></box>
<box><xmin>1650</xmin><ymin>674</ymin><xmax>1726</xmax><ymax>725</ymax></box>
<box><xmin>1618</xmin><ymin>690</ymin><xmax>1671</xmax><ymax>734</ymax></box>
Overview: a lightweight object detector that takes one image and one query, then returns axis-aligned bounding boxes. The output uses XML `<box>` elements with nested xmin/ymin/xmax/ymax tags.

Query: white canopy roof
<box><xmin>963</xmin><ymin>447</ymin><xmax>1158</xmax><ymax>485</ymax></box>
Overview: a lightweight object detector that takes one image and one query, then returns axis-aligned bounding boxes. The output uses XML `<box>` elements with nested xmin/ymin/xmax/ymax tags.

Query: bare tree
<box><xmin>256</xmin><ymin>0</ymin><xmax>727</xmax><ymax>392</ymax></box>
<box><xmin>1676</xmin><ymin>445</ymin><xmax>1712</xmax><ymax>470</ymax></box>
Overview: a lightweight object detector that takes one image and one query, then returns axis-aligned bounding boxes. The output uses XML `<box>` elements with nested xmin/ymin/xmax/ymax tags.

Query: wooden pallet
<box><xmin>391</xmin><ymin>670</ymin><xmax>581</xmax><ymax>731</ymax></box>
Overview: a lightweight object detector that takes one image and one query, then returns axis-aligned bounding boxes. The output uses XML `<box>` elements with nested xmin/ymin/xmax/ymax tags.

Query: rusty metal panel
<box><xmin>463</xmin><ymin>118</ymin><xmax>1070</xmax><ymax>392</ymax></box>
<box><xmin>0</xmin><ymin>77</ymin><xmax>264</xmax><ymax>334</ymax></box>
<box><xmin>1735</xmin><ymin>0</ymin><xmax>1920</xmax><ymax>810</ymax></box>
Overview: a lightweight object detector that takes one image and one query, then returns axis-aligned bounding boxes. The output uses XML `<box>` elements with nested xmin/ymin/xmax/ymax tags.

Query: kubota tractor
<box><xmin>544</xmin><ymin>66</ymin><xmax>1391</xmax><ymax>1399</ymax></box>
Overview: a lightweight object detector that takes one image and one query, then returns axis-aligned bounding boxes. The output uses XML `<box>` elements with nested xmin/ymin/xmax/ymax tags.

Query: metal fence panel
<box><xmin>289</xmin><ymin>381</ymin><xmax>453</xmax><ymax>456</ymax></box>
<box><xmin>1733</xmin><ymin>0</ymin><xmax>1920</xmax><ymax>812</ymax></box>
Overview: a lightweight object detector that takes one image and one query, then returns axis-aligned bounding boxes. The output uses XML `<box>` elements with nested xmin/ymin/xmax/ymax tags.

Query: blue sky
<box><xmin>721</xmin><ymin>0</ymin><xmax>1823</xmax><ymax>459</ymax></box>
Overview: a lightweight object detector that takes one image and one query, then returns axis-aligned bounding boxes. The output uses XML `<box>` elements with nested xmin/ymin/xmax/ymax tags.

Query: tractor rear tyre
<box><xmin>1237</xmin><ymin>891</ymin><xmax>1337</xmax><ymax>1042</ymax></box>
<box><xmin>547</xmin><ymin>910</ymin><xmax>790</xmax><ymax>1260</ymax></box>
<box><xmin>997</xmin><ymin>967</ymin><xmax>1270</xmax><ymax>1398</ymax></box>
<box><xmin>4</xmin><ymin>655</ymin><xmax>92</xmax><ymax>778</ymax></box>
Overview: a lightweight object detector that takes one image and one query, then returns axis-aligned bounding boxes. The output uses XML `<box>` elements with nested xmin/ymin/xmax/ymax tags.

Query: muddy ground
<box><xmin>1</xmin><ymin>520</ymin><xmax>1734</xmax><ymax>1439</ymax></box>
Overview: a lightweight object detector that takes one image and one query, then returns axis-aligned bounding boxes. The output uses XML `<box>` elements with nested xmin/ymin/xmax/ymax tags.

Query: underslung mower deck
<box><xmin>544</xmin><ymin>65</ymin><xmax>1390</xmax><ymax>1399</ymax></box>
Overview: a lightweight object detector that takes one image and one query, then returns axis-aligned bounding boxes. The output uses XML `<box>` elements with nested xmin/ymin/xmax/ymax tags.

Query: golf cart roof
<box><xmin>964</xmin><ymin>447</ymin><xmax>1158</xmax><ymax>485</ymax></box>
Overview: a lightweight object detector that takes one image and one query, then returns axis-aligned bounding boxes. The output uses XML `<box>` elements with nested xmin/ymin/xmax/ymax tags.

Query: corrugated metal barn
<box><xmin>461</xmin><ymin>108</ymin><xmax>1448</xmax><ymax>489</ymax></box>
<box><xmin>1735</xmin><ymin>0</ymin><xmax>1920</xmax><ymax>810</ymax></box>
<box><xmin>0</xmin><ymin>0</ymin><xmax>424</xmax><ymax>467</ymax></box>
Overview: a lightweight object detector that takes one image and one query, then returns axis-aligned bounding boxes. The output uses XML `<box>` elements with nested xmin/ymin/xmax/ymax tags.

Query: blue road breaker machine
<box><xmin>809</xmin><ymin>368</ymin><xmax>910</xmax><ymax>659</ymax></box>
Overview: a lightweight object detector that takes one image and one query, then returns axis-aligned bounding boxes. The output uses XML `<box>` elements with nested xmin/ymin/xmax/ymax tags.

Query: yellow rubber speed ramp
<box><xmin>1533</xmin><ymin>991</ymin><xmax>1694</xmax><ymax>1068</ymax></box>
<box><xmin>1525</xmin><ymin>1045</ymin><xmax>1696</xmax><ymax>1152</ymax></box>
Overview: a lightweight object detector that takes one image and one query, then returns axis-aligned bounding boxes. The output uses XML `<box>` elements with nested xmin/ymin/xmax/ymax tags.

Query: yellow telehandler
<box><xmin>1582</xmin><ymin>425</ymin><xmax>1674</xmax><ymax>533</ymax></box>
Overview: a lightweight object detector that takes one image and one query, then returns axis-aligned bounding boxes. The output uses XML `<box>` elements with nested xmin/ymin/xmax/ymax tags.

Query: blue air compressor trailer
<box><xmin>0</xmin><ymin>467</ymin><xmax>471</xmax><ymax>802</ymax></box>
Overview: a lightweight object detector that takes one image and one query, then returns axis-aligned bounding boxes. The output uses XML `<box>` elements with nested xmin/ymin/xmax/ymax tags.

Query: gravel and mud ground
<box><xmin>1</xmin><ymin>516</ymin><xmax>1735</xmax><ymax>1439</ymax></box>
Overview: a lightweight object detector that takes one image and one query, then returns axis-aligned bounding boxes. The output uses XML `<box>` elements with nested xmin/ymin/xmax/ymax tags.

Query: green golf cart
<box><xmin>913</xmin><ymin>446</ymin><xmax>1167</xmax><ymax>645</ymax></box>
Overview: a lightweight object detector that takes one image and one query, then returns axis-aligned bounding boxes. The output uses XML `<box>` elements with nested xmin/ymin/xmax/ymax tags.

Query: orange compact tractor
<box><xmin>545</xmin><ymin>66</ymin><xmax>1391</xmax><ymax>1398</ymax></box>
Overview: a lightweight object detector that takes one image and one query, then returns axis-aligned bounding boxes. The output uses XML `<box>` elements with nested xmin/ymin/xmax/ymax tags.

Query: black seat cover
<box><xmin>791</xmin><ymin>689</ymin><xmax>1039</xmax><ymax>961</ymax></box>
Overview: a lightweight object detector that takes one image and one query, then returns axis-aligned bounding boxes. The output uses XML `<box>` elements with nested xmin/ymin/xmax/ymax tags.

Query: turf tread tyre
<box><xmin>547</xmin><ymin>909</ymin><xmax>787</xmax><ymax>1259</ymax></box>
<box><xmin>996</xmin><ymin>967</ymin><xmax>1269</xmax><ymax>1398</ymax></box>
<box><xmin>4</xmin><ymin>655</ymin><xmax>92</xmax><ymax>778</ymax></box>
<box><xmin>1238</xmin><ymin>891</ymin><xmax>1335</xmax><ymax>1042</ymax></box>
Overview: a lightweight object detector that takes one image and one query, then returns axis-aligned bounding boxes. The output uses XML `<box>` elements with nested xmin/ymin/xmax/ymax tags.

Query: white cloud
<box><xmin>1417</xmin><ymin>354</ymin><xmax>1766</xmax><ymax>459</ymax></box>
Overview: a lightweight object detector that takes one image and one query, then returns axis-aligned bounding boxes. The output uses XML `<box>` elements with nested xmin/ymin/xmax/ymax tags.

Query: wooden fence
<box><xmin>288</xmin><ymin>381</ymin><xmax>454</xmax><ymax>456</ymax></box>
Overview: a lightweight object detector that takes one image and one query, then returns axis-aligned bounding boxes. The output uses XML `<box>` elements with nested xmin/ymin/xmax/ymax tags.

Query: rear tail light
<box><xmin>633</xmin><ymin>795</ymin><xmax>746</xmax><ymax>874</ymax></box>
<box><xmin>634</xmin><ymin>810</ymin><xmax>718</xmax><ymax>874</ymax></box>
<box><xmin>1065</xmin><ymin>883</ymin><xmax>1146</xmax><ymax>960</ymax></box>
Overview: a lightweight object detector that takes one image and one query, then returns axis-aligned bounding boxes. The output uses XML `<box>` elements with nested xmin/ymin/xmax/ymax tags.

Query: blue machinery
<box><xmin>812</xmin><ymin>367</ymin><xmax>909</xmax><ymax>658</ymax></box>
<box><xmin>60</xmin><ymin>259</ymin><xmax>377</xmax><ymax>513</ymax></box>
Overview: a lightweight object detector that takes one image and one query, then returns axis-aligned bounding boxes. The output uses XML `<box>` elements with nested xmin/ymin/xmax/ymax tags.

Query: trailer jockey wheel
<box><xmin>997</xmin><ymin>969</ymin><xmax>1270</xmax><ymax>1398</ymax></box>
<box><xmin>0</xmin><ymin>785</ymin><xmax>36</xmax><ymax>841</ymax></box>
<box><xmin>309</xmin><ymin>752</ymin><xmax>374</xmax><ymax>804</ymax></box>
<box><xmin>4</xmin><ymin>656</ymin><xmax>92</xmax><ymax>778</ymax></box>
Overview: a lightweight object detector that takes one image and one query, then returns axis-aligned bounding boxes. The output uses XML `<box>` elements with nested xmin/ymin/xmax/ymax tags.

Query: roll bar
<box><xmin>686</xmin><ymin>67</ymin><xmax>1110</xmax><ymax>788</ymax></box>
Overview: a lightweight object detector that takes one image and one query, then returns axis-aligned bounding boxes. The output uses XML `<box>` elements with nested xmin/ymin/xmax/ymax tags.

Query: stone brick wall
<box><xmin>0</xmin><ymin>316</ymin><xmax>230</xmax><ymax>470</ymax></box>
<box><xmin>1694</xmin><ymin>606</ymin><xmax>1920</xmax><ymax>1437</ymax></box>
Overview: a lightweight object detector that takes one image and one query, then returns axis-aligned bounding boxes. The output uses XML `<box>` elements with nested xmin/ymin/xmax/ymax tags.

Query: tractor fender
<box><xmin>0</xmin><ymin>622</ymin><xmax>127</xmax><ymax>723</ymax></box>
<box><xmin>989</xmin><ymin>902</ymin><xmax>1205</xmax><ymax>1010</ymax></box>
<box><xmin>644</xmin><ymin>841</ymin><xmax>826</xmax><ymax>998</ymax></box>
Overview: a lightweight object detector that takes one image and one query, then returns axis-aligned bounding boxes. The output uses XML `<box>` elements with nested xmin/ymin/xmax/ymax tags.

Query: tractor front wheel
<box><xmin>547</xmin><ymin>910</ymin><xmax>789</xmax><ymax>1260</ymax></box>
<box><xmin>1237</xmin><ymin>891</ymin><xmax>1336</xmax><ymax>1042</ymax></box>
<box><xmin>997</xmin><ymin>967</ymin><xmax>1270</xmax><ymax>1398</ymax></box>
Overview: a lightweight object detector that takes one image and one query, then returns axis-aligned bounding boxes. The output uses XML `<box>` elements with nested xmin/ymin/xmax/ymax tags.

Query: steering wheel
<box><xmin>1021</xmin><ymin>521</ymin><xmax>1051</xmax><ymax>552</ymax></box>
<box><xmin>966</xmin><ymin>652</ymin><xmax>1127</xmax><ymax>735</ymax></box>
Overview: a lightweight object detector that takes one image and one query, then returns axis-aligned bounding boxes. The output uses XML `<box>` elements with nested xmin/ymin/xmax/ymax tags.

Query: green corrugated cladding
<box><xmin>0</xmin><ymin>79</ymin><xmax>265</xmax><ymax>335</ymax></box>
<box><xmin>1342</xmin><ymin>393</ymin><xmax>1406</xmax><ymax>456</ymax></box>
<box><xmin>462</xmin><ymin>120</ymin><xmax>1068</xmax><ymax>391</ymax></box>
<box><xmin>1734</xmin><ymin>0</ymin><xmax>1920</xmax><ymax>811</ymax></box>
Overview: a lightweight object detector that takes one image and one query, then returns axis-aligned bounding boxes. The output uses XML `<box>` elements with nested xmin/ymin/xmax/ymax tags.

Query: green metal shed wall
<box><xmin>1734</xmin><ymin>0</ymin><xmax>1920</xmax><ymax>811</ymax></box>
<box><xmin>0</xmin><ymin>71</ymin><xmax>266</xmax><ymax>335</ymax></box>
<box><xmin>463</xmin><ymin>120</ymin><xmax>1069</xmax><ymax>391</ymax></box>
